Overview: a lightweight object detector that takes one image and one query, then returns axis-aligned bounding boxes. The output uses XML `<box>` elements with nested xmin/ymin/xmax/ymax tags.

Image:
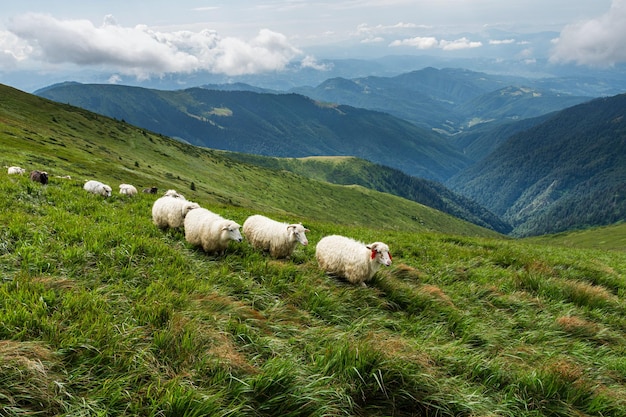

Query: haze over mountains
<box><xmin>35</xmin><ymin>65</ymin><xmax>626</xmax><ymax>237</ymax></box>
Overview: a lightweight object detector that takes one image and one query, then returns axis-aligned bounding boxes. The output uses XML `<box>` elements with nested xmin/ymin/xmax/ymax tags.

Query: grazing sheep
<box><xmin>184</xmin><ymin>207</ymin><xmax>243</xmax><ymax>254</ymax></box>
<box><xmin>29</xmin><ymin>170</ymin><xmax>48</xmax><ymax>185</ymax></box>
<box><xmin>143</xmin><ymin>186</ymin><xmax>158</xmax><ymax>194</ymax></box>
<box><xmin>243</xmin><ymin>214</ymin><xmax>309</xmax><ymax>258</ymax></box>
<box><xmin>163</xmin><ymin>189</ymin><xmax>186</xmax><ymax>199</ymax></box>
<box><xmin>84</xmin><ymin>180</ymin><xmax>112</xmax><ymax>197</ymax></box>
<box><xmin>119</xmin><ymin>183</ymin><xmax>138</xmax><ymax>196</ymax></box>
<box><xmin>7</xmin><ymin>166</ymin><xmax>26</xmax><ymax>175</ymax></box>
<box><xmin>315</xmin><ymin>235</ymin><xmax>392</xmax><ymax>287</ymax></box>
<box><xmin>151</xmin><ymin>196</ymin><xmax>200</xmax><ymax>229</ymax></box>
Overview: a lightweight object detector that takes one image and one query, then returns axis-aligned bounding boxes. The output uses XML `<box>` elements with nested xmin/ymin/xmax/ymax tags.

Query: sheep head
<box><xmin>367</xmin><ymin>242</ymin><xmax>392</xmax><ymax>266</ymax></box>
<box><xmin>287</xmin><ymin>223</ymin><xmax>309</xmax><ymax>246</ymax></box>
<box><xmin>222</xmin><ymin>221</ymin><xmax>243</xmax><ymax>242</ymax></box>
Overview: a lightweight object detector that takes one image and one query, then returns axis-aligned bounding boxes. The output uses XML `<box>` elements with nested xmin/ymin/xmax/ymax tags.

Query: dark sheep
<box><xmin>29</xmin><ymin>170</ymin><xmax>48</xmax><ymax>185</ymax></box>
<box><xmin>143</xmin><ymin>186</ymin><xmax>158</xmax><ymax>194</ymax></box>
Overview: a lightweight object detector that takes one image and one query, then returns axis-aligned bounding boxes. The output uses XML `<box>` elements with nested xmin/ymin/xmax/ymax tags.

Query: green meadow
<box><xmin>1</xmin><ymin>85</ymin><xmax>626</xmax><ymax>416</ymax></box>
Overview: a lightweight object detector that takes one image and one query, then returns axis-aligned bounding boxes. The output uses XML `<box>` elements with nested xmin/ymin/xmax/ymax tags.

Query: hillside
<box><xmin>525</xmin><ymin>222</ymin><xmax>626</xmax><ymax>252</ymax></box>
<box><xmin>0</xmin><ymin>84</ymin><xmax>491</xmax><ymax>237</ymax></box>
<box><xmin>35</xmin><ymin>82</ymin><xmax>470</xmax><ymax>182</ymax></box>
<box><xmin>290</xmin><ymin>67</ymin><xmax>590</xmax><ymax>136</ymax></box>
<box><xmin>2</xmin><ymin>84</ymin><xmax>626</xmax><ymax>416</ymax></box>
<box><xmin>447</xmin><ymin>93</ymin><xmax>626</xmax><ymax>237</ymax></box>
<box><xmin>224</xmin><ymin>153</ymin><xmax>511</xmax><ymax>234</ymax></box>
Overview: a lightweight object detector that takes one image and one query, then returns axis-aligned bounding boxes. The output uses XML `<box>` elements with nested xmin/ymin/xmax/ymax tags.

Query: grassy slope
<box><xmin>525</xmin><ymin>222</ymin><xmax>626</xmax><ymax>252</ymax></box>
<box><xmin>1</xmin><ymin>85</ymin><xmax>626</xmax><ymax>416</ymax></box>
<box><xmin>0</xmin><ymin>84</ymin><xmax>490</xmax><ymax>238</ymax></box>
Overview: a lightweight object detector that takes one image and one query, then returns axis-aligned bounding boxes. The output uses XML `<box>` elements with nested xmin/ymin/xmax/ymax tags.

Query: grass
<box><xmin>1</xmin><ymin>84</ymin><xmax>626</xmax><ymax>415</ymax></box>
<box><xmin>525</xmin><ymin>222</ymin><xmax>626</xmax><ymax>251</ymax></box>
<box><xmin>1</xmin><ymin>174</ymin><xmax>625</xmax><ymax>416</ymax></box>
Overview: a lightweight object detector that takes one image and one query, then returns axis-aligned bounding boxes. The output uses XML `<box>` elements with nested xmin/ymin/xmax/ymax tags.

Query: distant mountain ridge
<box><xmin>290</xmin><ymin>67</ymin><xmax>591</xmax><ymax>136</ymax></box>
<box><xmin>36</xmin><ymin>83</ymin><xmax>470</xmax><ymax>181</ymax></box>
<box><xmin>33</xmin><ymin>71</ymin><xmax>626</xmax><ymax>237</ymax></box>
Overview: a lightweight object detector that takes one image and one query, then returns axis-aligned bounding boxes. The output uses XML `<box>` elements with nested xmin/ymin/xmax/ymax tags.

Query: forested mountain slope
<box><xmin>447</xmin><ymin>93</ymin><xmax>626</xmax><ymax>236</ymax></box>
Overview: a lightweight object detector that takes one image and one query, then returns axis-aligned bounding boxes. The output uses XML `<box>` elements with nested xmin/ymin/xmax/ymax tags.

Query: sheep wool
<box><xmin>152</xmin><ymin>196</ymin><xmax>200</xmax><ymax>229</ymax></box>
<box><xmin>7</xmin><ymin>166</ymin><xmax>25</xmax><ymax>175</ymax></box>
<box><xmin>119</xmin><ymin>184</ymin><xmax>138</xmax><ymax>196</ymax></box>
<box><xmin>84</xmin><ymin>180</ymin><xmax>112</xmax><ymax>197</ymax></box>
<box><xmin>163</xmin><ymin>189</ymin><xmax>186</xmax><ymax>199</ymax></box>
<box><xmin>243</xmin><ymin>214</ymin><xmax>309</xmax><ymax>258</ymax></box>
<box><xmin>315</xmin><ymin>235</ymin><xmax>392</xmax><ymax>287</ymax></box>
<box><xmin>184</xmin><ymin>207</ymin><xmax>243</xmax><ymax>254</ymax></box>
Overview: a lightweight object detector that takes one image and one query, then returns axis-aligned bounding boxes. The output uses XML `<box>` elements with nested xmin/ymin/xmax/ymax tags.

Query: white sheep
<box><xmin>84</xmin><ymin>180</ymin><xmax>112</xmax><ymax>197</ymax></box>
<box><xmin>315</xmin><ymin>235</ymin><xmax>392</xmax><ymax>287</ymax></box>
<box><xmin>7</xmin><ymin>166</ymin><xmax>26</xmax><ymax>175</ymax></box>
<box><xmin>163</xmin><ymin>189</ymin><xmax>186</xmax><ymax>199</ymax></box>
<box><xmin>119</xmin><ymin>183</ymin><xmax>138</xmax><ymax>196</ymax></box>
<box><xmin>184</xmin><ymin>207</ymin><xmax>243</xmax><ymax>254</ymax></box>
<box><xmin>152</xmin><ymin>196</ymin><xmax>200</xmax><ymax>229</ymax></box>
<box><xmin>242</xmin><ymin>214</ymin><xmax>309</xmax><ymax>258</ymax></box>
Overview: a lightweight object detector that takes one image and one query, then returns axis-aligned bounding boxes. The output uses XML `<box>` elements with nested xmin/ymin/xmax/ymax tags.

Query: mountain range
<box><xmin>34</xmin><ymin>67</ymin><xmax>626</xmax><ymax>236</ymax></box>
<box><xmin>290</xmin><ymin>67</ymin><xmax>590</xmax><ymax>135</ymax></box>
<box><xmin>35</xmin><ymin>82</ymin><xmax>469</xmax><ymax>181</ymax></box>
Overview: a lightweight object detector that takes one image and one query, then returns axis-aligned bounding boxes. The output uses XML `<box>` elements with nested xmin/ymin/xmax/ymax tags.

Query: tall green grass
<box><xmin>1</xmin><ymin>173</ymin><xmax>625</xmax><ymax>416</ymax></box>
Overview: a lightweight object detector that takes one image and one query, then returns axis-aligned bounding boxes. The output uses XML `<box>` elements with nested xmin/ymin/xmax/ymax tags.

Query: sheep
<box><xmin>119</xmin><ymin>183</ymin><xmax>138</xmax><ymax>196</ymax></box>
<box><xmin>143</xmin><ymin>186</ymin><xmax>158</xmax><ymax>194</ymax></box>
<box><xmin>163</xmin><ymin>189</ymin><xmax>185</xmax><ymax>199</ymax></box>
<box><xmin>184</xmin><ymin>207</ymin><xmax>243</xmax><ymax>254</ymax></box>
<box><xmin>84</xmin><ymin>180</ymin><xmax>112</xmax><ymax>197</ymax></box>
<box><xmin>242</xmin><ymin>214</ymin><xmax>309</xmax><ymax>258</ymax></box>
<box><xmin>315</xmin><ymin>235</ymin><xmax>392</xmax><ymax>287</ymax></box>
<box><xmin>7</xmin><ymin>166</ymin><xmax>26</xmax><ymax>175</ymax></box>
<box><xmin>29</xmin><ymin>170</ymin><xmax>48</xmax><ymax>185</ymax></box>
<box><xmin>151</xmin><ymin>195</ymin><xmax>200</xmax><ymax>229</ymax></box>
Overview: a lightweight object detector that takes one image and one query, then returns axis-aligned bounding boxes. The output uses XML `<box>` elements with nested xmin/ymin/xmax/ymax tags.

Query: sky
<box><xmin>1</xmin><ymin>0</ymin><xmax>625</xmax><ymax>90</ymax></box>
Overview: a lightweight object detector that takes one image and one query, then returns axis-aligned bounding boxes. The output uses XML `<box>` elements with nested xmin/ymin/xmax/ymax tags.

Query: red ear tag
<box><xmin>388</xmin><ymin>253</ymin><xmax>392</xmax><ymax>260</ymax></box>
<box><xmin>371</xmin><ymin>249</ymin><xmax>377</xmax><ymax>259</ymax></box>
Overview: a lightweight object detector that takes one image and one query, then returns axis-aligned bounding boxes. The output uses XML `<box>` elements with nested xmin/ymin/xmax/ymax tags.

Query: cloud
<box><xmin>439</xmin><ymin>37</ymin><xmax>482</xmax><ymax>51</ymax></box>
<box><xmin>489</xmin><ymin>39</ymin><xmax>516</xmax><ymax>45</ymax></box>
<box><xmin>550</xmin><ymin>0</ymin><xmax>626</xmax><ymax>66</ymax></box>
<box><xmin>389</xmin><ymin>36</ymin><xmax>439</xmax><ymax>49</ymax></box>
<box><xmin>0</xmin><ymin>29</ymin><xmax>32</xmax><ymax>68</ymax></box>
<box><xmin>4</xmin><ymin>13</ymin><xmax>305</xmax><ymax>78</ymax></box>
<box><xmin>389</xmin><ymin>36</ymin><xmax>482</xmax><ymax>50</ymax></box>
<box><xmin>300</xmin><ymin>55</ymin><xmax>332</xmax><ymax>71</ymax></box>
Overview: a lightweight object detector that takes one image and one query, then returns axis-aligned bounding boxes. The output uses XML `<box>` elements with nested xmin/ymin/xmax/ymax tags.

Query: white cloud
<box><xmin>0</xmin><ymin>29</ymin><xmax>33</xmax><ymax>67</ymax></box>
<box><xmin>550</xmin><ymin>0</ymin><xmax>626</xmax><ymax>66</ymax></box>
<box><xmin>389</xmin><ymin>36</ymin><xmax>439</xmax><ymax>49</ymax></box>
<box><xmin>5</xmin><ymin>13</ymin><xmax>305</xmax><ymax>78</ymax></box>
<box><xmin>439</xmin><ymin>37</ymin><xmax>482</xmax><ymax>51</ymax></box>
<box><xmin>389</xmin><ymin>36</ymin><xmax>482</xmax><ymax>51</ymax></box>
<box><xmin>300</xmin><ymin>55</ymin><xmax>332</xmax><ymax>71</ymax></box>
<box><xmin>489</xmin><ymin>39</ymin><xmax>516</xmax><ymax>45</ymax></box>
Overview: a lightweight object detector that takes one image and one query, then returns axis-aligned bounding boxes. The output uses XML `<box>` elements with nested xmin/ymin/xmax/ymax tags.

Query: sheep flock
<box><xmin>4</xmin><ymin>165</ymin><xmax>393</xmax><ymax>286</ymax></box>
